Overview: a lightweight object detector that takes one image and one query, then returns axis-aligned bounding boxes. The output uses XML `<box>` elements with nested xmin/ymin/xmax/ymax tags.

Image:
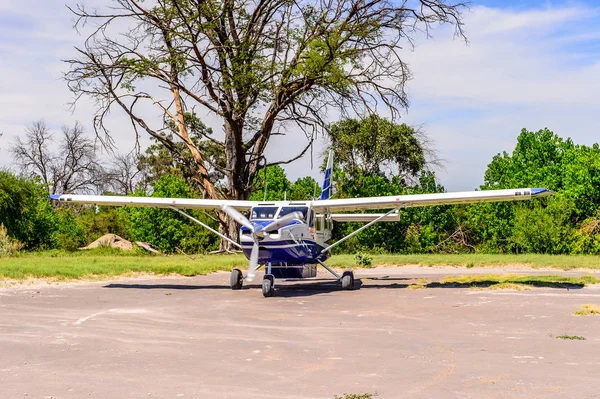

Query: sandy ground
<box><xmin>0</xmin><ymin>266</ymin><xmax>599</xmax><ymax>399</ymax></box>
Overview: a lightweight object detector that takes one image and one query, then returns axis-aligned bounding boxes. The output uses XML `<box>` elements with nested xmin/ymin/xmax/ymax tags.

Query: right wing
<box><xmin>49</xmin><ymin>194</ymin><xmax>260</xmax><ymax>211</ymax></box>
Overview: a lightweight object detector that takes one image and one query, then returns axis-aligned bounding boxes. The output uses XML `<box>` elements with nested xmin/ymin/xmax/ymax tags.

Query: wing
<box><xmin>49</xmin><ymin>194</ymin><xmax>260</xmax><ymax>211</ymax></box>
<box><xmin>311</xmin><ymin>188</ymin><xmax>553</xmax><ymax>212</ymax></box>
<box><xmin>328</xmin><ymin>213</ymin><xmax>400</xmax><ymax>222</ymax></box>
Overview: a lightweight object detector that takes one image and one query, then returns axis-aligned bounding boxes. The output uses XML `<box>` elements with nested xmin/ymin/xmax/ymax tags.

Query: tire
<box><xmin>230</xmin><ymin>268</ymin><xmax>243</xmax><ymax>290</ymax></box>
<box><xmin>341</xmin><ymin>271</ymin><xmax>354</xmax><ymax>290</ymax></box>
<box><xmin>262</xmin><ymin>274</ymin><xmax>275</xmax><ymax>297</ymax></box>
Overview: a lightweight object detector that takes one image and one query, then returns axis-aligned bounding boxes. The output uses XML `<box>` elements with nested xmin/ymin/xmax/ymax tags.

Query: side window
<box><xmin>309</xmin><ymin>210</ymin><xmax>315</xmax><ymax>227</ymax></box>
<box><xmin>315</xmin><ymin>216</ymin><xmax>322</xmax><ymax>231</ymax></box>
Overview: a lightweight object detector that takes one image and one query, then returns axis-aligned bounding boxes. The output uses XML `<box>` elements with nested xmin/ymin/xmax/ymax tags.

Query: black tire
<box><xmin>262</xmin><ymin>274</ymin><xmax>275</xmax><ymax>297</ymax></box>
<box><xmin>230</xmin><ymin>268</ymin><xmax>243</xmax><ymax>290</ymax></box>
<box><xmin>341</xmin><ymin>271</ymin><xmax>354</xmax><ymax>290</ymax></box>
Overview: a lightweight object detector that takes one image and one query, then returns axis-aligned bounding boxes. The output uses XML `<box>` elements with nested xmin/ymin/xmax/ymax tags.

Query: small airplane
<box><xmin>50</xmin><ymin>151</ymin><xmax>553</xmax><ymax>297</ymax></box>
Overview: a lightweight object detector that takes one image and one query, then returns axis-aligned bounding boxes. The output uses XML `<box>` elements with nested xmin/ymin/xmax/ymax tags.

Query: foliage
<box><xmin>289</xmin><ymin>176</ymin><xmax>320</xmax><ymax>201</ymax></box>
<box><xmin>0</xmin><ymin>171</ymin><xmax>56</xmax><ymax>249</ymax></box>
<box><xmin>328</xmin><ymin>115</ymin><xmax>428</xmax><ymax>181</ymax></box>
<box><xmin>0</xmin><ymin>224</ymin><xmax>23</xmax><ymax>257</ymax></box>
<box><xmin>250</xmin><ymin>165</ymin><xmax>291</xmax><ymax>201</ymax></box>
<box><xmin>125</xmin><ymin>175</ymin><xmax>219</xmax><ymax>253</ymax></box>
<box><xmin>354</xmin><ymin>252</ymin><xmax>373</xmax><ymax>268</ymax></box>
<box><xmin>51</xmin><ymin>207</ymin><xmax>86</xmax><ymax>251</ymax></box>
<box><xmin>466</xmin><ymin>128</ymin><xmax>600</xmax><ymax>254</ymax></box>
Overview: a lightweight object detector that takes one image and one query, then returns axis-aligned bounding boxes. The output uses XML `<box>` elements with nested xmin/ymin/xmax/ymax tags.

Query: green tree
<box><xmin>249</xmin><ymin>166</ymin><xmax>290</xmax><ymax>201</ymax></box>
<box><xmin>125</xmin><ymin>175</ymin><xmax>219</xmax><ymax>253</ymax></box>
<box><xmin>0</xmin><ymin>171</ymin><xmax>56</xmax><ymax>249</ymax></box>
<box><xmin>328</xmin><ymin>115</ymin><xmax>432</xmax><ymax>182</ymax></box>
<box><xmin>66</xmin><ymin>0</ymin><xmax>466</xmax><ymax>249</ymax></box>
<box><xmin>289</xmin><ymin>176</ymin><xmax>320</xmax><ymax>201</ymax></box>
<box><xmin>465</xmin><ymin>128</ymin><xmax>600</xmax><ymax>254</ymax></box>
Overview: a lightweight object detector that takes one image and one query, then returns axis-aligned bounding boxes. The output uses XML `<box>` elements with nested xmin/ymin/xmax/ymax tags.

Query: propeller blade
<box><xmin>246</xmin><ymin>240</ymin><xmax>259</xmax><ymax>282</ymax></box>
<box><xmin>221</xmin><ymin>205</ymin><xmax>254</xmax><ymax>231</ymax></box>
<box><xmin>261</xmin><ymin>211</ymin><xmax>303</xmax><ymax>233</ymax></box>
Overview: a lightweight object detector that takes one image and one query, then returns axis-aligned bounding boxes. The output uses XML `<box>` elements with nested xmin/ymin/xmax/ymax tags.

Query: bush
<box><xmin>0</xmin><ymin>224</ymin><xmax>23</xmax><ymax>257</ymax></box>
<box><xmin>354</xmin><ymin>251</ymin><xmax>373</xmax><ymax>268</ymax></box>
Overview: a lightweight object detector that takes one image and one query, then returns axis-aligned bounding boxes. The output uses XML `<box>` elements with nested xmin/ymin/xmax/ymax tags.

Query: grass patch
<box><xmin>574</xmin><ymin>304</ymin><xmax>600</xmax><ymax>316</ymax></box>
<box><xmin>556</xmin><ymin>334</ymin><xmax>586</xmax><ymax>340</ymax></box>
<box><xmin>2</xmin><ymin>252</ymin><xmax>600</xmax><ymax>283</ymax></box>
<box><xmin>435</xmin><ymin>274</ymin><xmax>598</xmax><ymax>289</ymax></box>
<box><xmin>335</xmin><ymin>394</ymin><xmax>376</xmax><ymax>399</ymax></box>
<box><xmin>486</xmin><ymin>282</ymin><xmax>529</xmax><ymax>290</ymax></box>
<box><xmin>328</xmin><ymin>253</ymin><xmax>600</xmax><ymax>270</ymax></box>
<box><xmin>408</xmin><ymin>277</ymin><xmax>428</xmax><ymax>289</ymax></box>
<box><xmin>0</xmin><ymin>251</ymin><xmax>248</xmax><ymax>281</ymax></box>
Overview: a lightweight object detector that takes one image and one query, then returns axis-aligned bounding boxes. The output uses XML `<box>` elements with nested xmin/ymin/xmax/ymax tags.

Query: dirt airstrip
<box><xmin>0</xmin><ymin>266</ymin><xmax>599</xmax><ymax>399</ymax></box>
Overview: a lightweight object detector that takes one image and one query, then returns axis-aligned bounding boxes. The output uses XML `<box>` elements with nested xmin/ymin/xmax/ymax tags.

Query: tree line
<box><xmin>2</xmin><ymin>116</ymin><xmax>600</xmax><ymax>256</ymax></box>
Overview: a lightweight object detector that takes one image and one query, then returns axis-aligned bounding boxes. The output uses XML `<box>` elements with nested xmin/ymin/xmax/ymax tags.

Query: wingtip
<box><xmin>531</xmin><ymin>188</ymin><xmax>554</xmax><ymax>196</ymax></box>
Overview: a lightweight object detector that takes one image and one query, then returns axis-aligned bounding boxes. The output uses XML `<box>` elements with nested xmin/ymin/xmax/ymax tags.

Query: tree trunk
<box><xmin>218</xmin><ymin>214</ymin><xmax>241</xmax><ymax>252</ymax></box>
<box><xmin>218</xmin><ymin>117</ymin><xmax>248</xmax><ymax>252</ymax></box>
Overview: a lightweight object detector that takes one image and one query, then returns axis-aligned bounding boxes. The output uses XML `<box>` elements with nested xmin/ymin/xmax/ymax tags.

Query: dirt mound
<box><xmin>80</xmin><ymin>234</ymin><xmax>133</xmax><ymax>251</ymax></box>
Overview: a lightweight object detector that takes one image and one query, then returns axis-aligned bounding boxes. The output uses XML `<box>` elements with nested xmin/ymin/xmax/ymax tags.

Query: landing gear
<box><xmin>230</xmin><ymin>268</ymin><xmax>243</xmax><ymax>290</ymax></box>
<box><xmin>262</xmin><ymin>274</ymin><xmax>275</xmax><ymax>297</ymax></box>
<box><xmin>341</xmin><ymin>271</ymin><xmax>354</xmax><ymax>290</ymax></box>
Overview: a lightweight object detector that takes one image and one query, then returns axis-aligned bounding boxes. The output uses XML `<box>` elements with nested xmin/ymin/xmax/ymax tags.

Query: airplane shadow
<box><xmin>105</xmin><ymin>283</ymin><xmax>233</xmax><ymax>290</ymax></box>
<box><xmin>104</xmin><ymin>277</ymin><xmax>585</xmax><ymax>297</ymax></box>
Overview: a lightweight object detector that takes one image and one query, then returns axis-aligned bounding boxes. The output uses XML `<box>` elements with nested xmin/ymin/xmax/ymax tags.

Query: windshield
<box><xmin>278</xmin><ymin>206</ymin><xmax>308</xmax><ymax>221</ymax></box>
<box><xmin>251</xmin><ymin>206</ymin><xmax>278</xmax><ymax>220</ymax></box>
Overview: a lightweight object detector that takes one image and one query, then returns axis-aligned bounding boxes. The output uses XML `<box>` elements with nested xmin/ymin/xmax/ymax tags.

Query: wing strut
<box><xmin>169</xmin><ymin>206</ymin><xmax>242</xmax><ymax>249</ymax></box>
<box><xmin>319</xmin><ymin>205</ymin><xmax>406</xmax><ymax>256</ymax></box>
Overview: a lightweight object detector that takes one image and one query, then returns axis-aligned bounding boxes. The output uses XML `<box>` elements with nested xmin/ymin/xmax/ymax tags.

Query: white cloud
<box><xmin>402</xmin><ymin>4</ymin><xmax>600</xmax><ymax>190</ymax></box>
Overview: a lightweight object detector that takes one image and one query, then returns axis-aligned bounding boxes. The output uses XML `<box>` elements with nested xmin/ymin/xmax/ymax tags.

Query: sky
<box><xmin>0</xmin><ymin>0</ymin><xmax>599</xmax><ymax>191</ymax></box>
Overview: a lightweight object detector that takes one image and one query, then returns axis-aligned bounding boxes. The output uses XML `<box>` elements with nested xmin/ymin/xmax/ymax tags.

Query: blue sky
<box><xmin>0</xmin><ymin>0</ymin><xmax>599</xmax><ymax>191</ymax></box>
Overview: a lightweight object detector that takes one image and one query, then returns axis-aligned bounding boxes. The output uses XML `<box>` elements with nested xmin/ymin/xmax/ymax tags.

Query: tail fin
<box><xmin>319</xmin><ymin>150</ymin><xmax>334</xmax><ymax>200</ymax></box>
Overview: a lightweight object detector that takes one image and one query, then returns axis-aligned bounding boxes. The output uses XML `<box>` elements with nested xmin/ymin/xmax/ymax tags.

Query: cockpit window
<box><xmin>250</xmin><ymin>206</ymin><xmax>278</xmax><ymax>220</ymax></box>
<box><xmin>278</xmin><ymin>206</ymin><xmax>308</xmax><ymax>221</ymax></box>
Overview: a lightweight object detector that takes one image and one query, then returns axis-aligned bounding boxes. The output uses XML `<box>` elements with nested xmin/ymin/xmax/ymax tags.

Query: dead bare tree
<box><xmin>104</xmin><ymin>152</ymin><xmax>144</xmax><ymax>195</ymax></box>
<box><xmin>11</xmin><ymin>120</ymin><xmax>105</xmax><ymax>195</ymax></box>
<box><xmin>64</xmin><ymin>0</ymin><xmax>467</xmax><ymax>249</ymax></box>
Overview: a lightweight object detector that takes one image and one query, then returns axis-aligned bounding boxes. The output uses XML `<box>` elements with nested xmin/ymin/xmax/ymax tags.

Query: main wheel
<box><xmin>262</xmin><ymin>274</ymin><xmax>275</xmax><ymax>297</ymax></box>
<box><xmin>341</xmin><ymin>271</ymin><xmax>354</xmax><ymax>290</ymax></box>
<box><xmin>230</xmin><ymin>268</ymin><xmax>243</xmax><ymax>290</ymax></box>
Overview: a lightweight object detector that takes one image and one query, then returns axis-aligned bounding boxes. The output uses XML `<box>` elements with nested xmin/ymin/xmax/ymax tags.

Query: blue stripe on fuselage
<box><xmin>241</xmin><ymin>239</ymin><xmax>329</xmax><ymax>264</ymax></box>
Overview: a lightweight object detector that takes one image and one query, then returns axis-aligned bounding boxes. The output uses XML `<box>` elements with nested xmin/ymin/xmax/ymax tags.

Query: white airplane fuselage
<box><xmin>239</xmin><ymin>202</ymin><xmax>332</xmax><ymax>278</ymax></box>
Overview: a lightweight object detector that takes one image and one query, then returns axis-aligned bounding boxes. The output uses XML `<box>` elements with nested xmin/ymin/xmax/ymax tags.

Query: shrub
<box><xmin>0</xmin><ymin>224</ymin><xmax>23</xmax><ymax>257</ymax></box>
<box><xmin>354</xmin><ymin>251</ymin><xmax>373</xmax><ymax>268</ymax></box>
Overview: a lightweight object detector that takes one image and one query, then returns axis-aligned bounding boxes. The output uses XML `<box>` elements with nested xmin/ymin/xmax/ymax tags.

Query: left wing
<box><xmin>311</xmin><ymin>188</ymin><xmax>553</xmax><ymax>212</ymax></box>
<box><xmin>49</xmin><ymin>194</ymin><xmax>260</xmax><ymax>211</ymax></box>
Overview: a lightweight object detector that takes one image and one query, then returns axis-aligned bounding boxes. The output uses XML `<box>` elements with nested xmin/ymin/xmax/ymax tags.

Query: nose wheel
<box><xmin>262</xmin><ymin>274</ymin><xmax>275</xmax><ymax>297</ymax></box>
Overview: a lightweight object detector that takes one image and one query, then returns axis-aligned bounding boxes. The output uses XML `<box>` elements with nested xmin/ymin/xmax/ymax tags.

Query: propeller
<box><xmin>221</xmin><ymin>205</ymin><xmax>303</xmax><ymax>282</ymax></box>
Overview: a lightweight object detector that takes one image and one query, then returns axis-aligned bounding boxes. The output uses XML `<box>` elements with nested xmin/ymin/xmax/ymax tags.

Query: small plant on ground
<box><xmin>355</xmin><ymin>252</ymin><xmax>373</xmax><ymax>268</ymax></box>
<box><xmin>0</xmin><ymin>225</ymin><xmax>23</xmax><ymax>257</ymax></box>
<box><xmin>556</xmin><ymin>334</ymin><xmax>586</xmax><ymax>340</ymax></box>
<box><xmin>574</xmin><ymin>304</ymin><xmax>600</xmax><ymax>316</ymax></box>
<box><xmin>335</xmin><ymin>394</ymin><xmax>376</xmax><ymax>399</ymax></box>
<box><xmin>408</xmin><ymin>277</ymin><xmax>428</xmax><ymax>289</ymax></box>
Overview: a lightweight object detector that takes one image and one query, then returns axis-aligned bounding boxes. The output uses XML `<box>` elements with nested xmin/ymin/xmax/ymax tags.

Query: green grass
<box><xmin>0</xmin><ymin>249</ymin><xmax>248</xmax><ymax>281</ymax></box>
<box><xmin>574</xmin><ymin>304</ymin><xmax>600</xmax><ymax>316</ymax></box>
<box><xmin>556</xmin><ymin>334</ymin><xmax>586</xmax><ymax>340</ymax></box>
<box><xmin>438</xmin><ymin>274</ymin><xmax>599</xmax><ymax>288</ymax></box>
<box><xmin>328</xmin><ymin>253</ymin><xmax>600</xmax><ymax>270</ymax></box>
<box><xmin>1</xmin><ymin>251</ymin><xmax>600</xmax><ymax>282</ymax></box>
